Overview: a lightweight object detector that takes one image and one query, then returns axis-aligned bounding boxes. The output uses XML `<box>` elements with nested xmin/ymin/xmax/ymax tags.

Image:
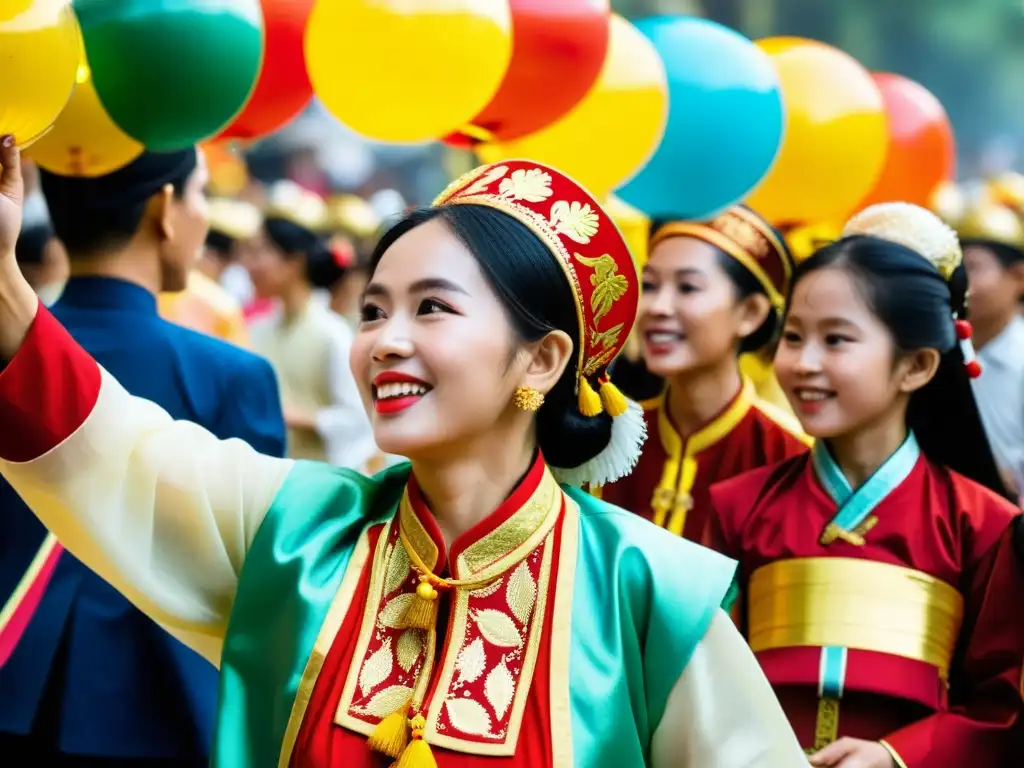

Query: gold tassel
<box><xmin>367</xmin><ymin>705</ymin><xmax>410</xmax><ymax>758</ymax></box>
<box><xmin>599</xmin><ymin>379</ymin><xmax>629</xmax><ymax>418</ymax></box>
<box><xmin>395</xmin><ymin>740</ymin><xmax>437</xmax><ymax>768</ymax></box>
<box><xmin>578</xmin><ymin>377</ymin><xmax>604</xmax><ymax>417</ymax></box>
<box><xmin>401</xmin><ymin>577</ymin><xmax>438</xmax><ymax>631</ymax></box>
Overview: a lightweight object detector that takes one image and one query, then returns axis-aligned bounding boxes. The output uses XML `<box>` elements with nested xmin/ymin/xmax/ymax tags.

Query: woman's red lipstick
<box><xmin>372</xmin><ymin>371</ymin><xmax>431</xmax><ymax>415</ymax></box>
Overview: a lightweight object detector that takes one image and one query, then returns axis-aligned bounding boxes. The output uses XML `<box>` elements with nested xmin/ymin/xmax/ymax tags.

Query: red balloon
<box><xmin>857</xmin><ymin>73</ymin><xmax>955</xmax><ymax>209</ymax></box>
<box><xmin>217</xmin><ymin>0</ymin><xmax>315</xmax><ymax>141</ymax></box>
<box><xmin>444</xmin><ymin>0</ymin><xmax>611</xmax><ymax>147</ymax></box>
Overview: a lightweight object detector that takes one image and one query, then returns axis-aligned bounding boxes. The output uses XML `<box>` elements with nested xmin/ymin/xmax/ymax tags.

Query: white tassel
<box><xmin>551</xmin><ymin>399</ymin><xmax>648</xmax><ymax>488</ymax></box>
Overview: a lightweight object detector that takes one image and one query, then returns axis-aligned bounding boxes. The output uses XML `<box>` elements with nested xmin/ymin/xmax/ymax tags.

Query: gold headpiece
<box><xmin>207</xmin><ymin>198</ymin><xmax>262</xmax><ymax>241</ymax></box>
<box><xmin>843</xmin><ymin>202</ymin><xmax>962</xmax><ymax>280</ymax></box>
<box><xmin>328</xmin><ymin>194</ymin><xmax>381</xmax><ymax>238</ymax></box>
<box><xmin>265</xmin><ymin>180</ymin><xmax>328</xmax><ymax>233</ymax></box>
<box><xmin>955</xmin><ymin>201</ymin><xmax>1024</xmax><ymax>251</ymax></box>
<box><xmin>929</xmin><ymin>180</ymin><xmax>967</xmax><ymax>227</ymax></box>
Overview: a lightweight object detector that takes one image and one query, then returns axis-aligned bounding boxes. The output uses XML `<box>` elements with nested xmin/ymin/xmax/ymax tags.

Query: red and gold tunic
<box><xmin>708</xmin><ymin>443</ymin><xmax>1022</xmax><ymax>766</ymax></box>
<box><xmin>291</xmin><ymin>458</ymin><xmax>566</xmax><ymax>766</ymax></box>
<box><xmin>599</xmin><ymin>377</ymin><xmax>809</xmax><ymax>541</ymax></box>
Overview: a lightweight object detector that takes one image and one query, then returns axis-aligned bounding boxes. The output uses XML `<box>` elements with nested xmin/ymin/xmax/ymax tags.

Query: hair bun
<box><xmin>843</xmin><ymin>202</ymin><xmax>962</xmax><ymax>280</ymax></box>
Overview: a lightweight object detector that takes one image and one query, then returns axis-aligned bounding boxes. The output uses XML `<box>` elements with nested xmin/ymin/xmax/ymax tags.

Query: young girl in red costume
<box><xmin>599</xmin><ymin>206</ymin><xmax>809</xmax><ymax>541</ymax></box>
<box><xmin>707</xmin><ymin>203</ymin><xmax>1021</xmax><ymax>767</ymax></box>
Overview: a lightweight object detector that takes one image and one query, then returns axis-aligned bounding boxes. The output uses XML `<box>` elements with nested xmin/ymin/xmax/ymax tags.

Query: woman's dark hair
<box><xmin>368</xmin><ymin>204</ymin><xmax>614</xmax><ymax>469</ymax></box>
<box><xmin>205</xmin><ymin>229</ymin><xmax>235</xmax><ymax>259</ymax></box>
<box><xmin>794</xmin><ymin>235</ymin><xmax>1012</xmax><ymax>500</ymax></box>
<box><xmin>265</xmin><ymin>217</ymin><xmax>346</xmax><ymax>290</ymax></box>
<box><xmin>650</xmin><ymin>219</ymin><xmax>780</xmax><ymax>354</ymax></box>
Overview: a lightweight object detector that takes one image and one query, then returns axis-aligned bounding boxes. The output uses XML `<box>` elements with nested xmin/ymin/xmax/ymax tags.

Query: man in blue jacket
<box><xmin>0</xmin><ymin>148</ymin><xmax>286</xmax><ymax>765</ymax></box>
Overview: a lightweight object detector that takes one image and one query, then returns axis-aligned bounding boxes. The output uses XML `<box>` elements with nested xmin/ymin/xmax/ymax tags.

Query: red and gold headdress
<box><xmin>434</xmin><ymin>160</ymin><xmax>645</xmax><ymax>486</ymax></box>
<box><xmin>650</xmin><ymin>205</ymin><xmax>793</xmax><ymax>314</ymax></box>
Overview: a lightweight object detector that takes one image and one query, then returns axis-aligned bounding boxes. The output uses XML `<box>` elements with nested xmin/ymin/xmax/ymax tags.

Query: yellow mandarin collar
<box><xmin>399</xmin><ymin>455</ymin><xmax>563</xmax><ymax>582</ymax></box>
<box><xmin>658</xmin><ymin>376</ymin><xmax>756</xmax><ymax>459</ymax></box>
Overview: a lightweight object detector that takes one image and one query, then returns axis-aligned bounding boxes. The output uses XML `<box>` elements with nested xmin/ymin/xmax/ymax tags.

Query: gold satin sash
<box><xmin>748</xmin><ymin>557</ymin><xmax>963</xmax><ymax>679</ymax></box>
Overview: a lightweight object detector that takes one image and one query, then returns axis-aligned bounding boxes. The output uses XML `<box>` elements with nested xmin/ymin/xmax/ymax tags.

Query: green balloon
<box><xmin>75</xmin><ymin>0</ymin><xmax>264</xmax><ymax>151</ymax></box>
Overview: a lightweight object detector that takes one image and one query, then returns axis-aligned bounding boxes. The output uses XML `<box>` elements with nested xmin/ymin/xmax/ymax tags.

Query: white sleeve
<box><xmin>651</xmin><ymin>610</ymin><xmax>807</xmax><ymax>767</ymax></box>
<box><xmin>314</xmin><ymin>318</ymin><xmax>379</xmax><ymax>471</ymax></box>
<box><xmin>0</xmin><ymin>361</ymin><xmax>293</xmax><ymax>665</ymax></box>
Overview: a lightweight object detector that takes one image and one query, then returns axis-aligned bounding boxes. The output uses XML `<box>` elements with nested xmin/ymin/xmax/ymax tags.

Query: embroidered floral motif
<box><xmin>485</xmin><ymin>661</ymin><xmax>516</xmax><ymax>720</ymax></box>
<box><xmin>463</xmin><ymin>165</ymin><xmax>509</xmax><ymax>196</ymax></box>
<box><xmin>397</xmin><ymin>629</ymin><xmax>423</xmax><ymax>673</ymax></box>
<box><xmin>359</xmin><ymin>637</ymin><xmax>395</xmax><ymax>695</ymax></box>
<box><xmin>344</xmin><ymin>532</ymin><xmax>428</xmax><ymax>727</ymax></box>
<box><xmin>551</xmin><ymin>200</ymin><xmax>600</xmax><ymax>244</ymax></box>
<box><xmin>353</xmin><ymin>684</ymin><xmax>414</xmax><ymax>718</ymax></box>
<box><xmin>445</xmin><ymin>698</ymin><xmax>494</xmax><ymax>737</ymax></box>
<box><xmin>505</xmin><ymin>561</ymin><xmax>536</xmax><ymax>626</ymax></box>
<box><xmin>456</xmin><ymin>637</ymin><xmax>487</xmax><ymax>684</ymax></box>
<box><xmin>574</xmin><ymin>253</ymin><xmax>629</xmax><ymax>324</ymax></box>
<box><xmin>435</xmin><ymin>544</ymin><xmax>546</xmax><ymax>745</ymax></box>
<box><xmin>379</xmin><ymin>593</ymin><xmax>416</xmax><ymax>628</ymax></box>
<box><xmin>498</xmin><ymin>168</ymin><xmax>553</xmax><ymax>203</ymax></box>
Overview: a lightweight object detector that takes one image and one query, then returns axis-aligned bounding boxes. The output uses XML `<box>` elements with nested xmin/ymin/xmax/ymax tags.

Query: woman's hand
<box><xmin>809</xmin><ymin>738</ymin><xmax>896</xmax><ymax>768</ymax></box>
<box><xmin>0</xmin><ymin>136</ymin><xmax>40</xmax><ymax>359</ymax></box>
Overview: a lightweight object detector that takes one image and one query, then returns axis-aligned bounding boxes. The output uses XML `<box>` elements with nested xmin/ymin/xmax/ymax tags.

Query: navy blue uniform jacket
<box><xmin>0</xmin><ymin>277</ymin><xmax>286</xmax><ymax>758</ymax></box>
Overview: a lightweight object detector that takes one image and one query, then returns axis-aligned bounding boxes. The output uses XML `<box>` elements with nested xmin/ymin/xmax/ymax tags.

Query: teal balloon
<box><xmin>74</xmin><ymin>0</ymin><xmax>264</xmax><ymax>151</ymax></box>
<box><xmin>617</xmin><ymin>16</ymin><xmax>784</xmax><ymax>221</ymax></box>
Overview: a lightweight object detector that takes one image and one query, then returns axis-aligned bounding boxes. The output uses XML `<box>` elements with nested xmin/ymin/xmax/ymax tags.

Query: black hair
<box><xmin>649</xmin><ymin>219</ymin><xmax>781</xmax><ymax>354</ymax></box>
<box><xmin>205</xmin><ymin>229</ymin><xmax>235</xmax><ymax>259</ymax></box>
<box><xmin>264</xmin><ymin>217</ymin><xmax>346</xmax><ymax>290</ymax></box>
<box><xmin>15</xmin><ymin>224</ymin><xmax>55</xmax><ymax>266</ymax></box>
<box><xmin>794</xmin><ymin>235</ymin><xmax>1012</xmax><ymax>500</ymax></box>
<box><xmin>368</xmin><ymin>204</ymin><xmax>614</xmax><ymax>469</ymax></box>
<box><xmin>40</xmin><ymin>150</ymin><xmax>196</xmax><ymax>257</ymax></box>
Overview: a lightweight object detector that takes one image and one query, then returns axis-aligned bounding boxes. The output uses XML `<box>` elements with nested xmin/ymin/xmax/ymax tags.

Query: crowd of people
<box><xmin>0</xmin><ymin>135</ymin><xmax>1021</xmax><ymax>767</ymax></box>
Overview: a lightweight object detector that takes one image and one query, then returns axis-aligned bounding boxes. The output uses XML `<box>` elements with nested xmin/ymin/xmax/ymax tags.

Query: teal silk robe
<box><xmin>0</xmin><ymin>305</ymin><xmax>807</xmax><ymax>767</ymax></box>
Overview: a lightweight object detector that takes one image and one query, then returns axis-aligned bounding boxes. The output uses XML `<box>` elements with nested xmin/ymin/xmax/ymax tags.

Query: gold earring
<box><xmin>513</xmin><ymin>386</ymin><xmax>544</xmax><ymax>412</ymax></box>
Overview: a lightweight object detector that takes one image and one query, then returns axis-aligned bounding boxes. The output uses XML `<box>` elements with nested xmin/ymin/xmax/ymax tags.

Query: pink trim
<box><xmin>0</xmin><ymin>303</ymin><xmax>101</xmax><ymax>462</ymax></box>
<box><xmin>0</xmin><ymin>541</ymin><xmax>64</xmax><ymax>667</ymax></box>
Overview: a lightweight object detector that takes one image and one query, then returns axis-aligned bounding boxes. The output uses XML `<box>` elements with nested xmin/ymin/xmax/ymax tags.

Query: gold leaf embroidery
<box><xmin>463</xmin><ymin>165</ymin><xmax>508</xmax><ymax>196</ymax></box>
<box><xmin>471</xmin><ymin>578</ymin><xmax>502</xmax><ymax>599</ymax></box>
<box><xmin>498</xmin><ymin>168</ymin><xmax>553</xmax><ymax>203</ymax></box>
<box><xmin>473</xmin><ymin>609</ymin><xmax>523</xmax><ymax>648</ymax></box>
<box><xmin>551</xmin><ymin>200</ymin><xmax>599</xmax><ymax>244</ymax></box>
<box><xmin>573</xmin><ymin>253</ymin><xmax>629</xmax><ymax>324</ymax></box>
<box><xmin>445</xmin><ymin>697</ymin><xmax>494</xmax><ymax>737</ymax></box>
<box><xmin>505</xmin><ymin>561</ymin><xmax>537</xmax><ymax>626</ymax></box>
<box><xmin>484</xmin><ymin>660</ymin><xmax>515</xmax><ymax>721</ymax></box>
<box><xmin>396</xmin><ymin>629</ymin><xmax>423</xmax><ymax>673</ymax></box>
<box><xmin>353</xmin><ymin>684</ymin><xmax>413</xmax><ymax>718</ymax></box>
<box><xmin>456</xmin><ymin>637</ymin><xmax>487</xmax><ymax>684</ymax></box>
<box><xmin>379</xmin><ymin>593</ymin><xmax>415</xmax><ymax>629</ymax></box>
<box><xmin>359</xmin><ymin>637</ymin><xmax>394</xmax><ymax>696</ymax></box>
<box><xmin>590</xmin><ymin>323</ymin><xmax>624</xmax><ymax>354</ymax></box>
<box><xmin>383</xmin><ymin>541</ymin><xmax>411</xmax><ymax>596</ymax></box>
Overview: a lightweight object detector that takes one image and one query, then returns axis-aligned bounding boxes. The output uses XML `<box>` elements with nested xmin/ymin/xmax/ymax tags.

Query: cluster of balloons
<box><xmin>6</xmin><ymin>0</ymin><xmax>956</xmax><ymax>229</ymax></box>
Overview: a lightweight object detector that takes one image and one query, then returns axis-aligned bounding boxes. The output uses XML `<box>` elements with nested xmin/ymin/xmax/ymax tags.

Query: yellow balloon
<box><xmin>28</xmin><ymin>48</ymin><xmax>144</xmax><ymax>177</ymax></box>
<box><xmin>478</xmin><ymin>14</ymin><xmax>667</xmax><ymax>200</ymax></box>
<box><xmin>0</xmin><ymin>0</ymin><xmax>80</xmax><ymax>147</ymax></box>
<box><xmin>306</xmin><ymin>0</ymin><xmax>512</xmax><ymax>143</ymax></box>
<box><xmin>746</xmin><ymin>38</ymin><xmax>888</xmax><ymax>226</ymax></box>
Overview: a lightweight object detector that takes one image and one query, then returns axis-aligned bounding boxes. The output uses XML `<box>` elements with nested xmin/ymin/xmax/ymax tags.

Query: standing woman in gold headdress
<box><xmin>599</xmin><ymin>206</ymin><xmax>809</xmax><ymax>542</ymax></box>
<box><xmin>245</xmin><ymin>181</ymin><xmax>377</xmax><ymax>470</ymax></box>
<box><xmin>0</xmin><ymin>146</ymin><xmax>808</xmax><ymax>766</ymax></box>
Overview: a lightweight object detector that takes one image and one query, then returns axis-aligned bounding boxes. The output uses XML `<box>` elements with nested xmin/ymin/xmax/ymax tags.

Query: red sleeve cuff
<box><xmin>0</xmin><ymin>302</ymin><xmax>101</xmax><ymax>462</ymax></box>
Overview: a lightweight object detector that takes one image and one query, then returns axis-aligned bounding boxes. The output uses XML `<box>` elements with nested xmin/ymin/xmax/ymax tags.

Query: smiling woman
<box><xmin>0</xmin><ymin>148</ymin><xmax>806</xmax><ymax>767</ymax></box>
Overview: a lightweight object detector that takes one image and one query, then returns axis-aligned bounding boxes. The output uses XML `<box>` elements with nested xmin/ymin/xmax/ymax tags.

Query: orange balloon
<box><xmin>746</xmin><ymin>38</ymin><xmax>887</xmax><ymax>226</ymax></box>
<box><xmin>856</xmin><ymin>73</ymin><xmax>954</xmax><ymax>210</ymax></box>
